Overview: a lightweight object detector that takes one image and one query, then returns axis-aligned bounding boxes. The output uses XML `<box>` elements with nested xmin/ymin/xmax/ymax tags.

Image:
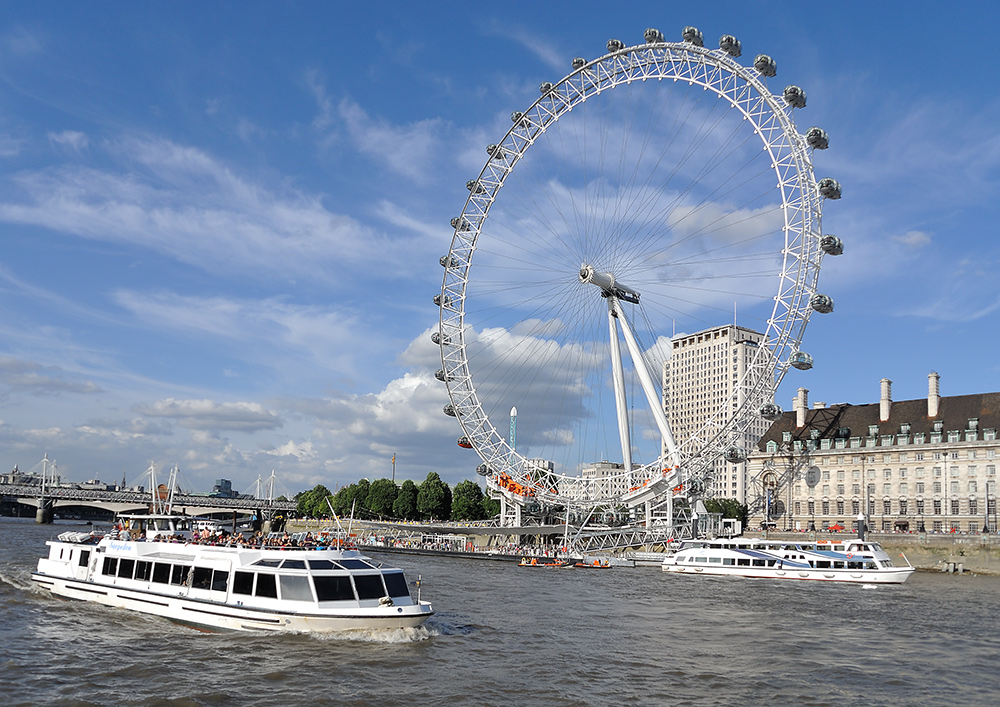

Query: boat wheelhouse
<box><xmin>661</xmin><ymin>538</ymin><xmax>915</xmax><ymax>583</ymax></box>
<box><xmin>31</xmin><ymin>515</ymin><xmax>434</xmax><ymax>632</ymax></box>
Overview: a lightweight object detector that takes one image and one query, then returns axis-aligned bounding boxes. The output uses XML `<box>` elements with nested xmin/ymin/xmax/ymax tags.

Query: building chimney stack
<box><xmin>880</xmin><ymin>378</ymin><xmax>892</xmax><ymax>422</ymax></box>
<box><xmin>794</xmin><ymin>387</ymin><xmax>808</xmax><ymax>428</ymax></box>
<box><xmin>928</xmin><ymin>371</ymin><xmax>941</xmax><ymax>418</ymax></box>
<box><xmin>813</xmin><ymin>402</ymin><xmax>826</xmax><ymax>409</ymax></box>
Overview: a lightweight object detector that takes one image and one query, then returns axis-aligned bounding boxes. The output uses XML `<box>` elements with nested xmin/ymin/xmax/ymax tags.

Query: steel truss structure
<box><xmin>436</xmin><ymin>26</ymin><xmax>839</xmax><ymax>520</ymax></box>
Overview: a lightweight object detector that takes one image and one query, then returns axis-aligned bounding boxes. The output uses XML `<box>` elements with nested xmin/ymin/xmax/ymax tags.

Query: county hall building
<box><xmin>747</xmin><ymin>373</ymin><xmax>999</xmax><ymax>533</ymax></box>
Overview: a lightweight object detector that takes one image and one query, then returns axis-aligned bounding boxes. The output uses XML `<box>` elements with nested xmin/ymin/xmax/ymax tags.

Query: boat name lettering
<box><xmin>109</xmin><ymin>541</ymin><xmax>132</xmax><ymax>552</ymax></box>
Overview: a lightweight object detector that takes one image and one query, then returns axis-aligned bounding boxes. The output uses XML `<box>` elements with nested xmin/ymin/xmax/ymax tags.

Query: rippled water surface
<box><xmin>3</xmin><ymin>517</ymin><xmax>999</xmax><ymax>706</ymax></box>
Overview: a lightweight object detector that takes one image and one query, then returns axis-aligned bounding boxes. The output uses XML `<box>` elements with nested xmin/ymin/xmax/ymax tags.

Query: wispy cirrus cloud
<box><xmin>0</xmin><ymin>135</ymin><xmax>379</xmax><ymax>281</ymax></box>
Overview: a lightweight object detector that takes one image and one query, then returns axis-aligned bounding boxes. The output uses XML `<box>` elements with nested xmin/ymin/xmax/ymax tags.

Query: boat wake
<box><xmin>310</xmin><ymin>623</ymin><xmax>438</xmax><ymax>644</ymax></box>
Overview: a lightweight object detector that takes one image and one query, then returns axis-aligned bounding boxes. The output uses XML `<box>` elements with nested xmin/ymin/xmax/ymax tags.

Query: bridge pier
<box><xmin>35</xmin><ymin>498</ymin><xmax>53</xmax><ymax>524</ymax></box>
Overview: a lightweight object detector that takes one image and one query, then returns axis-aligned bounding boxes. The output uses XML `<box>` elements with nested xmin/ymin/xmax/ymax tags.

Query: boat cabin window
<box><xmin>135</xmin><ymin>561</ymin><xmax>151</xmax><ymax>581</ymax></box>
<box><xmin>280</xmin><ymin>559</ymin><xmax>307</xmax><ymax>570</ymax></box>
<box><xmin>815</xmin><ymin>561</ymin><xmax>831</xmax><ymax>569</ymax></box>
<box><xmin>152</xmin><ymin>562</ymin><xmax>171</xmax><ymax>584</ymax></box>
<box><xmin>117</xmin><ymin>559</ymin><xmax>136</xmax><ymax>579</ymax></box>
<box><xmin>313</xmin><ymin>575</ymin><xmax>355</xmax><ymax>602</ymax></box>
<box><xmin>192</xmin><ymin>567</ymin><xmax>213</xmax><ymax>590</ymax></box>
<box><xmin>722</xmin><ymin>558</ymin><xmax>735</xmax><ymax>566</ymax></box>
<box><xmin>708</xmin><ymin>557</ymin><xmax>721</xmax><ymax>563</ymax></box>
<box><xmin>212</xmin><ymin>570</ymin><xmax>229</xmax><ymax>592</ymax></box>
<box><xmin>255</xmin><ymin>573</ymin><xmax>278</xmax><ymax>598</ymax></box>
<box><xmin>253</xmin><ymin>559</ymin><xmax>282</xmax><ymax>568</ymax></box>
<box><xmin>102</xmin><ymin>557</ymin><xmax>118</xmax><ymax>576</ymax></box>
<box><xmin>78</xmin><ymin>550</ymin><xmax>90</xmax><ymax>568</ymax></box>
<box><xmin>307</xmin><ymin>559</ymin><xmax>337</xmax><ymax>570</ymax></box>
<box><xmin>338</xmin><ymin>559</ymin><xmax>375</xmax><ymax>570</ymax></box>
<box><xmin>279</xmin><ymin>575</ymin><xmax>314</xmax><ymax>602</ymax></box>
<box><xmin>694</xmin><ymin>556</ymin><xmax>707</xmax><ymax>563</ymax></box>
<box><xmin>232</xmin><ymin>571</ymin><xmax>254</xmax><ymax>596</ymax></box>
<box><xmin>354</xmin><ymin>574</ymin><xmax>386</xmax><ymax>600</ymax></box>
<box><xmin>382</xmin><ymin>572</ymin><xmax>410</xmax><ymax>599</ymax></box>
<box><xmin>752</xmin><ymin>559</ymin><xmax>766</xmax><ymax>567</ymax></box>
<box><xmin>737</xmin><ymin>558</ymin><xmax>750</xmax><ymax>566</ymax></box>
<box><xmin>170</xmin><ymin>565</ymin><xmax>189</xmax><ymax>586</ymax></box>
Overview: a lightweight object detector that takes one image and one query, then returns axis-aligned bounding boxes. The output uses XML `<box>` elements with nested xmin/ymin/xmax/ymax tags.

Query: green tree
<box><xmin>366</xmin><ymin>478</ymin><xmax>399</xmax><ymax>518</ymax></box>
<box><xmin>393</xmin><ymin>479</ymin><xmax>419</xmax><ymax>520</ymax></box>
<box><xmin>482</xmin><ymin>494</ymin><xmax>500</xmax><ymax>519</ymax></box>
<box><xmin>704</xmin><ymin>497</ymin><xmax>749</xmax><ymax>523</ymax></box>
<box><xmin>331</xmin><ymin>479</ymin><xmax>371</xmax><ymax>516</ymax></box>
<box><xmin>417</xmin><ymin>472</ymin><xmax>451</xmax><ymax>520</ymax></box>
<box><xmin>295</xmin><ymin>484</ymin><xmax>332</xmax><ymax>518</ymax></box>
<box><xmin>450</xmin><ymin>480</ymin><xmax>485</xmax><ymax>520</ymax></box>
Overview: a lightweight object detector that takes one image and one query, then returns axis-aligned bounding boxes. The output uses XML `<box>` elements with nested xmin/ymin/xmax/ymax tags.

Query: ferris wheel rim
<box><xmin>437</xmin><ymin>33</ymin><xmax>828</xmax><ymax>507</ymax></box>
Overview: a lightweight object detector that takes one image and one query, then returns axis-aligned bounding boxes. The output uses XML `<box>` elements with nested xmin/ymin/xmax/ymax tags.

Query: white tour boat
<box><xmin>661</xmin><ymin>537</ymin><xmax>915</xmax><ymax>583</ymax></box>
<box><xmin>31</xmin><ymin>514</ymin><xmax>434</xmax><ymax>632</ymax></box>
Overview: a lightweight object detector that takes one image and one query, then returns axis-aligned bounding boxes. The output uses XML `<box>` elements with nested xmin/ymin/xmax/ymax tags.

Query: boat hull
<box><xmin>661</xmin><ymin>563</ymin><xmax>914</xmax><ymax>584</ymax></box>
<box><xmin>31</xmin><ymin>571</ymin><xmax>433</xmax><ymax>632</ymax></box>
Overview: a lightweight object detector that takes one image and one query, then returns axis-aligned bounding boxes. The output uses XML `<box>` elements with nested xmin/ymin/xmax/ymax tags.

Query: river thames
<box><xmin>2</xmin><ymin>517</ymin><xmax>998</xmax><ymax>706</ymax></box>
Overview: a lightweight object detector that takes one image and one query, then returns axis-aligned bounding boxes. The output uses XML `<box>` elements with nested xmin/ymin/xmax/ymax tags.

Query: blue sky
<box><xmin>1</xmin><ymin>2</ymin><xmax>998</xmax><ymax>494</ymax></box>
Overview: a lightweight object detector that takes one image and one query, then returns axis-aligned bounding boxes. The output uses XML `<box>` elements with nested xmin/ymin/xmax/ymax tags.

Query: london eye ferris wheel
<box><xmin>435</xmin><ymin>26</ymin><xmax>843</xmax><ymax>513</ymax></box>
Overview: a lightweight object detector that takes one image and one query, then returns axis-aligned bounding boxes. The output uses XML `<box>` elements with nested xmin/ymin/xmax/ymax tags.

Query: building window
<box><xmin>852</xmin><ymin>483</ymin><xmax>860</xmax><ymax>495</ymax></box>
<box><xmin>900</xmin><ymin>482</ymin><xmax>908</xmax><ymax>495</ymax></box>
<box><xmin>970</xmin><ymin>499</ymin><xmax>978</xmax><ymax>515</ymax></box>
<box><xmin>916</xmin><ymin>500</ymin><xmax>925</xmax><ymax>514</ymax></box>
<box><xmin>900</xmin><ymin>468</ymin><xmax>908</xmax><ymax>478</ymax></box>
<box><xmin>836</xmin><ymin>500</ymin><xmax>844</xmax><ymax>514</ymax></box>
<box><xmin>883</xmin><ymin>500</ymin><xmax>891</xmax><ymax>515</ymax></box>
<box><xmin>807</xmin><ymin>501</ymin><xmax>815</xmax><ymax>516</ymax></box>
<box><xmin>899</xmin><ymin>499</ymin><xmax>908</xmax><ymax>515</ymax></box>
<box><xmin>868</xmin><ymin>500</ymin><xmax>875</xmax><ymax>515</ymax></box>
<box><xmin>822</xmin><ymin>501</ymin><xmax>830</xmax><ymax>515</ymax></box>
<box><xmin>883</xmin><ymin>469</ymin><xmax>892</xmax><ymax>479</ymax></box>
<box><xmin>970</xmin><ymin>481</ymin><xmax>978</xmax><ymax>493</ymax></box>
<box><xmin>951</xmin><ymin>499</ymin><xmax>960</xmax><ymax>515</ymax></box>
<box><xmin>948</xmin><ymin>431</ymin><xmax>960</xmax><ymax>442</ymax></box>
<box><xmin>868</xmin><ymin>425</ymin><xmax>879</xmax><ymax>436</ymax></box>
<box><xmin>916</xmin><ymin>467</ymin><xmax>925</xmax><ymax>478</ymax></box>
<box><xmin>933</xmin><ymin>500</ymin><xmax>942</xmax><ymax>515</ymax></box>
<box><xmin>951</xmin><ymin>481</ymin><xmax>959</xmax><ymax>494</ymax></box>
<box><xmin>933</xmin><ymin>482</ymin><xmax>942</xmax><ymax>494</ymax></box>
<box><xmin>916</xmin><ymin>482</ymin><xmax>925</xmax><ymax>494</ymax></box>
<box><xmin>851</xmin><ymin>500</ymin><xmax>860</xmax><ymax>514</ymax></box>
<box><xmin>822</xmin><ymin>470</ymin><xmax>831</xmax><ymax>481</ymax></box>
<box><xmin>794</xmin><ymin>501</ymin><xmax>801</xmax><ymax>514</ymax></box>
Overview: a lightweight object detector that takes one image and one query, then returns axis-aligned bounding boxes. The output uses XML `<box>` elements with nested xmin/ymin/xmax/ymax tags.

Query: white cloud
<box><xmin>891</xmin><ymin>230</ymin><xmax>931</xmax><ymax>248</ymax></box>
<box><xmin>48</xmin><ymin>130</ymin><xmax>89</xmax><ymax>153</ymax></box>
<box><xmin>0</xmin><ymin>135</ymin><xmax>380</xmax><ymax>282</ymax></box>
<box><xmin>0</xmin><ymin>356</ymin><xmax>102</xmax><ymax>395</ymax></box>
<box><xmin>336</xmin><ymin>97</ymin><xmax>443</xmax><ymax>184</ymax></box>
<box><xmin>134</xmin><ymin>398</ymin><xmax>283</xmax><ymax>432</ymax></box>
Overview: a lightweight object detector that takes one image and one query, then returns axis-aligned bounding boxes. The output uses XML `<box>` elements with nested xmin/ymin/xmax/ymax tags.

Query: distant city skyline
<box><xmin>1</xmin><ymin>3</ymin><xmax>998</xmax><ymax>492</ymax></box>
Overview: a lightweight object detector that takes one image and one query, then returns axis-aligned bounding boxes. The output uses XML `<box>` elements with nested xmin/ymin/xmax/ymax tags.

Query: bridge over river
<box><xmin>0</xmin><ymin>482</ymin><xmax>296</xmax><ymax>521</ymax></box>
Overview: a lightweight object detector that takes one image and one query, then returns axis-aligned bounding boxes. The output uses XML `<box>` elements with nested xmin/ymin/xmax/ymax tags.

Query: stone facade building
<box><xmin>748</xmin><ymin>373</ymin><xmax>999</xmax><ymax>533</ymax></box>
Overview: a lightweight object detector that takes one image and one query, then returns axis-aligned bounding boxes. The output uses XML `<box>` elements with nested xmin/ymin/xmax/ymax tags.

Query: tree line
<box><xmin>294</xmin><ymin>472</ymin><xmax>500</xmax><ymax>522</ymax></box>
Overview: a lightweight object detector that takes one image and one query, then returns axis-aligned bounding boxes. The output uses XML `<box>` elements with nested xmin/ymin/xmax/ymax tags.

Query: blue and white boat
<box><xmin>661</xmin><ymin>537</ymin><xmax>915</xmax><ymax>583</ymax></box>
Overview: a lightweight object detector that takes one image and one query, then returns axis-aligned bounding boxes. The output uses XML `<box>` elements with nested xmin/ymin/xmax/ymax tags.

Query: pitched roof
<box><xmin>757</xmin><ymin>392</ymin><xmax>1000</xmax><ymax>450</ymax></box>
